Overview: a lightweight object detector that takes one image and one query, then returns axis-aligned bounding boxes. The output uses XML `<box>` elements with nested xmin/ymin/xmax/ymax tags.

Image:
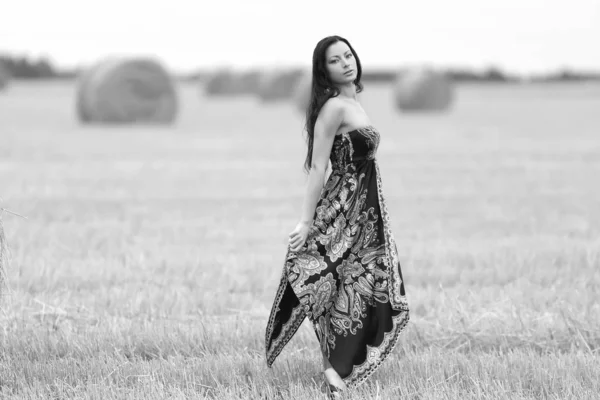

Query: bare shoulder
<box><xmin>316</xmin><ymin>97</ymin><xmax>345</xmax><ymax>135</ymax></box>
<box><xmin>322</xmin><ymin>95</ymin><xmax>345</xmax><ymax>109</ymax></box>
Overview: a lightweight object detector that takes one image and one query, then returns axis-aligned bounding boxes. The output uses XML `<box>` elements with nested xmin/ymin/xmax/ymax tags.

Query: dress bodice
<box><xmin>330</xmin><ymin>125</ymin><xmax>380</xmax><ymax>172</ymax></box>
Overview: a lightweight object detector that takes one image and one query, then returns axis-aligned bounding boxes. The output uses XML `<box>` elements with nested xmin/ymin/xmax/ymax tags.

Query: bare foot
<box><xmin>322</xmin><ymin>352</ymin><xmax>346</xmax><ymax>392</ymax></box>
<box><xmin>323</xmin><ymin>367</ymin><xmax>347</xmax><ymax>391</ymax></box>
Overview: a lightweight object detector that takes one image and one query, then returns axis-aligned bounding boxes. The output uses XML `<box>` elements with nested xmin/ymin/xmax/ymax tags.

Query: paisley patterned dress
<box><xmin>265</xmin><ymin>125</ymin><xmax>410</xmax><ymax>388</ymax></box>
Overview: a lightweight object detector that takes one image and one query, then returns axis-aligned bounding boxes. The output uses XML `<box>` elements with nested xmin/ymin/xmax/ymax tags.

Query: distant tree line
<box><xmin>362</xmin><ymin>67</ymin><xmax>600</xmax><ymax>83</ymax></box>
<box><xmin>358</xmin><ymin>67</ymin><xmax>521</xmax><ymax>83</ymax></box>
<box><xmin>527</xmin><ymin>68</ymin><xmax>600</xmax><ymax>82</ymax></box>
<box><xmin>0</xmin><ymin>54</ymin><xmax>78</xmax><ymax>79</ymax></box>
<box><xmin>2</xmin><ymin>53</ymin><xmax>599</xmax><ymax>83</ymax></box>
<box><xmin>445</xmin><ymin>67</ymin><xmax>521</xmax><ymax>83</ymax></box>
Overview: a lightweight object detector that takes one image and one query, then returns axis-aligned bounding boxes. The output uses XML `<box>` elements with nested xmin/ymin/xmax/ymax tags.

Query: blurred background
<box><xmin>1</xmin><ymin>1</ymin><xmax>600</xmax><ymax>398</ymax></box>
<box><xmin>1</xmin><ymin>0</ymin><xmax>600</xmax><ymax>304</ymax></box>
<box><xmin>1</xmin><ymin>0</ymin><xmax>600</xmax><ymax>102</ymax></box>
<box><xmin>1</xmin><ymin>1</ymin><xmax>599</xmax><ymax>275</ymax></box>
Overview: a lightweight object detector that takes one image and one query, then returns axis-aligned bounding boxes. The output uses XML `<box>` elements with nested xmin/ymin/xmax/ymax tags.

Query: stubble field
<box><xmin>1</xmin><ymin>80</ymin><xmax>600</xmax><ymax>399</ymax></box>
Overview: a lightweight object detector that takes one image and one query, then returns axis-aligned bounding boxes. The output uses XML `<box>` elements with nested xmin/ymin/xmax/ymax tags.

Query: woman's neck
<box><xmin>336</xmin><ymin>83</ymin><xmax>357</xmax><ymax>101</ymax></box>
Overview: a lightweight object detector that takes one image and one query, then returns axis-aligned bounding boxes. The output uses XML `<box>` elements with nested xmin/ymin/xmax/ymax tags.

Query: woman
<box><xmin>265</xmin><ymin>35</ymin><xmax>410</xmax><ymax>395</ymax></box>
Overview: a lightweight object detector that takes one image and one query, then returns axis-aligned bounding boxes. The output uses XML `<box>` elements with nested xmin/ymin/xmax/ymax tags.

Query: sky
<box><xmin>1</xmin><ymin>0</ymin><xmax>599</xmax><ymax>75</ymax></box>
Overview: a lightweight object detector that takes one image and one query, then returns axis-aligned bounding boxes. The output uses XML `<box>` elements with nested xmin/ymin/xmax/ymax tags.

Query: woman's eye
<box><xmin>346</xmin><ymin>53</ymin><xmax>353</xmax><ymax>58</ymax></box>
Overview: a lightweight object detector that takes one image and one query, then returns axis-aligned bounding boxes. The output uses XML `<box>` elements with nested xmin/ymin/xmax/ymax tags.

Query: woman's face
<box><xmin>325</xmin><ymin>41</ymin><xmax>357</xmax><ymax>85</ymax></box>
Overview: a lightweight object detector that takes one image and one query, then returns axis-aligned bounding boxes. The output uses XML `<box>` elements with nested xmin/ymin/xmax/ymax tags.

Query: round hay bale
<box><xmin>76</xmin><ymin>58</ymin><xmax>178</xmax><ymax>124</ymax></box>
<box><xmin>292</xmin><ymin>71</ymin><xmax>312</xmax><ymax>113</ymax></box>
<box><xmin>235</xmin><ymin>69</ymin><xmax>262</xmax><ymax>96</ymax></box>
<box><xmin>0</xmin><ymin>61</ymin><xmax>11</xmax><ymax>91</ymax></box>
<box><xmin>204</xmin><ymin>69</ymin><xmax>239</xmax><ymax>96</ymax></box>
<box><xmin>76</xmin><ymin>59</ymin><xmax>114</xmax><ymax>123</ymax></box>
<box><xmin>257</xmin><ymin>68</ymin><xmax>306</xmax><ymax>102</ymax></box>
<box><xmin>393</xmin><ymin>68</ymin><xmax>454</xmax><ymax>112</ymax></box>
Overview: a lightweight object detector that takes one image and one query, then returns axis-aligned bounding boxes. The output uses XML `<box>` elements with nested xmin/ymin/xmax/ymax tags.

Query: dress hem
<box><xmin>341</xmin><ymin>308</ymin><xmax>409</xmax><ymax>388</ymax></box>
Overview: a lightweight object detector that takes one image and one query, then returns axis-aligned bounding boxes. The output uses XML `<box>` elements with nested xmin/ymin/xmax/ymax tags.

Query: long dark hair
<box><xmin>303</xmin><ymin>35</ymin><xmax>363</xmax><ymax>173</ymax></box>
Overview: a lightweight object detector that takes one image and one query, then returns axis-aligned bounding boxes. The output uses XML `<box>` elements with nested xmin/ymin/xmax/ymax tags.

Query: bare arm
<box><xmin>299</xmin><ymin>100</ymin><xmax>344</xmax><ymax>224</ymax></box>
<box><xmin>289</xmin><ymin>100</ymin><xmax>343</xmax><ymax>252</ymax></box>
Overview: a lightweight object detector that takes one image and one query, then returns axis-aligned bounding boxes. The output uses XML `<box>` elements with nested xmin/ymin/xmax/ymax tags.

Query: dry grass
<box><xmin>0</xmin><ymin>211</ymin><xmax>8</xmax><ymax>301</ymax></box>
<box><xmin>0</xmin><ymin>205</ymin><xmax>27</xmax><ymax>305</ymax></box>
<box><xmin>0</xmin><ymin>81</ymin><xmax>599</xmax><ymax>399</ymax></box>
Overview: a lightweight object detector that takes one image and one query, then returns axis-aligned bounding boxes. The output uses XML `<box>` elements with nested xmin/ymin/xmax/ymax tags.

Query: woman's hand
<box><xmin>288</xmin><ymin>221</ymin><xmax>311</xmax><ymax>252</ymax></box>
